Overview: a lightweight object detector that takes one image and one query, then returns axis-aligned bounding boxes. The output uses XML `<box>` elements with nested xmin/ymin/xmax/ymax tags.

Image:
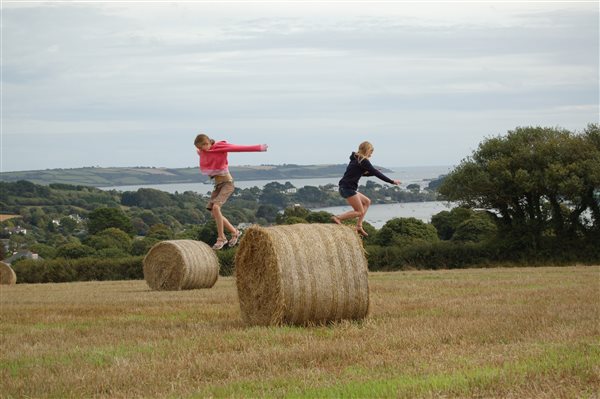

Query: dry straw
<box><xmin>0</xmin><ymin>261</ymin><xmax>17</xmax><ymax>285</ymax></box>
<box><xmin>235</xmin><ymin>223</ymin><xmax>370</xmax><ymax>326</ymax></box>
<box><xmin>143</xmin><ymin>240</ymin><xmax>219</xmax><ymax>290</ymax></box>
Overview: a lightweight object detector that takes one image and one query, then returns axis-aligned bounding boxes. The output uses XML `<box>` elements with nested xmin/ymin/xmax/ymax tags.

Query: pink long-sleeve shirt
<box><xmin>197</xmin><ymin>141</ymin><xmax>267</xmax><ymax>176</ymax></box>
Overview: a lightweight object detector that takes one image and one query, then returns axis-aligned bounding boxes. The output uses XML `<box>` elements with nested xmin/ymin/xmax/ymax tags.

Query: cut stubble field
<box><xmin>1</xmin><ymin>266</ymin><xmax>598</xmax><ymax>398</ymax></box>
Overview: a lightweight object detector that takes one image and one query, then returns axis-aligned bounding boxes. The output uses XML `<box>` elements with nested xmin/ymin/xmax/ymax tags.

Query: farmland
<box><xmin>1</xmin><ymin>266</ymin><xmax>598</xmax><ymax>398</ymax></box>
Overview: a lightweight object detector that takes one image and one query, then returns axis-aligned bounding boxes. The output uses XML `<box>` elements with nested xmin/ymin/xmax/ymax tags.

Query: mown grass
<box><xmin>0</xmin><ymin>266</ymin><xmax>598</xmax><ymax>398</ymax></box>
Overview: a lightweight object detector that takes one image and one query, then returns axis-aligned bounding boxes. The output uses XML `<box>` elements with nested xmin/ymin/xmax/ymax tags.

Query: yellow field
<box><xmin>1</xmin><ymin>266</ymin><xmax>598</xmax><ymax>398</ymax></box>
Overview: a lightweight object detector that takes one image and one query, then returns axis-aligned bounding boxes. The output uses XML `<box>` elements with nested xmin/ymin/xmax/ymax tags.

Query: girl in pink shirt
<box><xmin>194</xmin><ymin>134</ymin><xmax>268</xmax><ymax>249</ymax></box>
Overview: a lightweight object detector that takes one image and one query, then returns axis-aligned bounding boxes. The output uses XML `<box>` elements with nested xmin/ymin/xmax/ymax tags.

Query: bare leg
<box><xmin>355</xmin><ymin>192</ymin><xmax>371</xmax><ymax>235</ymax></box>
<box><xmin>223</xmin><ymin>216</ymin><xmax>237</xmax><ymax>235</ymax></box>
<box><xmin>211</xmin><ymin>204</ymin><xmax>236</xmax><ymax>240</ymax></box>
<box><xmin>334</xmin><ymin>194</ymin><xmax>366</xmax><ymax>235</ymax></box>
<box><xmin>211</xmin><ymin>204</ymin><xmax>226</xmax><ymax>241</ymax></box>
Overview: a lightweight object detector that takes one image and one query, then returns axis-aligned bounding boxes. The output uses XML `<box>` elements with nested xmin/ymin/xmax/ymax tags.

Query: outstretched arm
<box><xmin>208</xmin><ymin>142</ymin><xmax>268</xmax><ymax>153</ymax></box>
<box><xmin>361</xmin><ymin>159</ymin><xmax>400</xmax><ymax>185</ymax></box>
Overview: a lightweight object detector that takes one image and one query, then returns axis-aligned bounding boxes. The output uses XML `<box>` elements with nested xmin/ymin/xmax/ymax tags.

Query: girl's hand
<box><xmin>393</xmin><ymin>179</ymin><xmax>401</xmax><ymax>185</ymax></box>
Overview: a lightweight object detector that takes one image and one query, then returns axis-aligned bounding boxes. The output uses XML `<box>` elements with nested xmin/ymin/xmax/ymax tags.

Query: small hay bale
<box><xmin>143</xmin><ymin>240</ymin><xmax>219</xmax><ymax>291</ymax></box>
<box><xmin>0</xmin><ymin>262</ymin><xmax>17</xmax><ymax>285</ymax></box>
<box><xmin>235</xmin><ymin>224</ymin><xmax>370</xmax><ymax>326</ymax></box>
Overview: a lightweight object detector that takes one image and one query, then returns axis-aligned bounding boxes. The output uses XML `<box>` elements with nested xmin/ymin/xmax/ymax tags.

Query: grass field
<box><xmin>1</xmin><ymin>266</ymin><xmax>598</xmax><ymax>398</ymax></box>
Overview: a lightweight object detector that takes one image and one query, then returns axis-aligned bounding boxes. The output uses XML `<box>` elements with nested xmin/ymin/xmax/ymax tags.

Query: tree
<box><xmin>439</xmin><ymin>125</ymin><xmax>600</xmax><ymax>248</ymax></box>
<box><xmin>56</xmin><ymin>242</ymin><xmax>96</xmax><ymax>259</ymax></box>
<box><xmin>259</xmin><ymin>189</ymin><xmax>288</xmax><ymax>209</ymax></box>
<box><xmin>59</xmin><ymin>216</ymin><xmax>78</xmax><ymax>234</ymax></box>
<box><xmin>131</xmin><ymin>237</ymin><xmax>160</xmax><ymax>256</ymax></box>
<box><xmin>281</xmin><ymin>216</ymin><xmax>307</xmax><ymax>225</ymax></box>
<box><xmin>427</xmin><ymin>176</ymin><xmax>446</xmax><ymax>191</ymax></box>
<box><xmin>197</xmin><ymin>220</ymin><xmax>218</xmax><ymax>245</ymax></box>
<box><xmin>276</xmin><ymin>206</ymin><xmax>309</xmax><ymax>224</ymax></box>
<box><xmin>295</xmin><ymin>186</ymin><xmax>327</xmax><ymax>204</ymax></box>
<box><xmin>29</xmin><ymin>243</ymin><xmax>57</xmax><ymax>259</ymax></box>
<box><xmin>92</xmin><ymin>248</ymin><xmax>130</xmax><ymax>259</ymax></box>
<box><xmin>86</xmin><ymin>228</ymin><xmax>132</xmax><ymax>253</ymax></box>
<box><xmin>306</xmin><ymin>211</ymin><xmax>334</xmax><ymax>224</ymax></box>
<box><xmin>256</xmin><ymin>204</ymin><xmax>279</xmax><ymax>223</ymax></box>
<box><xmin>87</xmin><ymin>207</ymin><xmax>134</xmax><ymax>236</ymax></box>
<box><xmin>375</xmin><ymin>217</ymin><xmax>439</xmax><ymax>247</ymax></box>
<box><xmin>121</xmin><ymin>188</ymin><xmax>175</xmax><ymax>208</ymax></box>
<box><xmin>431</xmin><ymin>207</ymin><xmax>475</xmax><ymax>240</ymax></box>
<box><xmin>451</xmin><ymin>216</ymin><xmax>498</xmax><ymax>243</ymax></box>
<box><xmin>147</xmin><ymin>224</ymin><xmax>173</xmax><ymax>240</ymax></box>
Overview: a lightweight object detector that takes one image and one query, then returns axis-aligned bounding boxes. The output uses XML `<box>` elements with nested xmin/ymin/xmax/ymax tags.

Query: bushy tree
<box><xmin>86</xmin><ymin>228</ymin><xmax>132</xmax><ymax>253</ymax></box>
<box><xmin>29</xmin><ymin>243</ymin><xmax>57</xmax><ymax>259</ymax></box>
<box><xmin>87</xmin><ymin>207</ymin><xmax>134</xmax><ymax>236</ymax></box>
<box><xmin>431</xmin><ymin>207</ymin><xmax>475</xmax><ymax>240</ymax></box>
<box><xmin>197</xmin><ymin>220</ymin><xmax>217</xmax><ymax>245</ymax></box>
<box><xmin>58</xmin><ymin>216</ymin><xmax>78</xmax><ymax>234</ymax></box>
<box><xmin>451</xmin><ymin>216</ymin><xmax>498</xmax><ymax>243</ymax></box>
<box><xmin>259</xmin><ymin>183</ymin><xmax>289</xmax><ymax>209</ymax></box>
<box><xmin>439</xmin><ymin>125</ymin><xmax>600</xmax><ymax>248</ymax></box>
<box><xmin>139</xmin><ymin>210</ymin><xmax>161</xmax><ymax>226</ymax></box>
<box><xmin>282</xmin><ymin>206</ymin><xmax>310</xmax><ymax>219</ymax></box>
<box><xmin>256</xmin><ymin>204</ymin><xmax>279</xmax><ymax>223</ymax></box>
<box><xmin>375</xmin><ymin>217</ymin><xmax>439</xmax><ymax>247</ymax></box>
<box><xmin>92</xmin><ymin>248</ymin><xmax>130</xmax><ymax>259</ymax></box>
<box><xmin>121</xmin><ymin>188</ymin><xmax>176</xmax><ymax>208</ymax></box>
<box><xmin>147</xmin><ymin>224</ymin><xmax>173</xmax><ymax>240</ymax></box>
<box><xmin>131</xmin><ymin>237</ymin><xmax>160</xmax><ymax>256</ymax></box>
<box><xmin>295</xmin><ymin>186</ymin><xmax>328</xmax><ymax>204</ymax></box>
<box><xmin>56</xmin><ymin>242</ymin><xmax>96</xmax><ymax>259</ymax></box>
<box><xmin>279</xmin><ymin>216</ymin><xmax>304</xmax><ymax>224</ymax></box>
<box><xmin>306</xmin><ymin>211</ymin><xmax>334</xmax><ymax>224</ymax></box>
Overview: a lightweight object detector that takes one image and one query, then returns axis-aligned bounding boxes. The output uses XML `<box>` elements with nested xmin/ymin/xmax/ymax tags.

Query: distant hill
<box><xmin>0</xmin><ymin>164</ymin><xmax>393</xmax><ymax>187</ymax></box>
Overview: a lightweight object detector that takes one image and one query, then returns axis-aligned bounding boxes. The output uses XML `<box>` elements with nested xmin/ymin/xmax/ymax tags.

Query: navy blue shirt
<box><xmin>338</xmin><ymin>152</ymin><xmax>395</xmax><ymax>190</ymax></box>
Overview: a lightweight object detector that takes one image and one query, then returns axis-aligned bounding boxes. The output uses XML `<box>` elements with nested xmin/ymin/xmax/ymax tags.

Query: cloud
<box><xmin>1</xmin><ymin>2</ymin><xmax>598</xmax><ymax>172</ymax></box>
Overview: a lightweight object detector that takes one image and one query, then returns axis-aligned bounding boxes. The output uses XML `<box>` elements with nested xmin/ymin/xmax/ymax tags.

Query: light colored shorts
<box><xmin>206</xmin><ymin>181</ymin><xmax>235</xmax><ymax>211</ymax></box>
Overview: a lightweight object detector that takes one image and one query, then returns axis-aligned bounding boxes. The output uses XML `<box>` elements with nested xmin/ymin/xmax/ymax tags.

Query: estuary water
<box><xmin>106</xmin><ymin>165</ymin><xmax>452</xmax><ymax>195</ymax></box>
<box><xmin>313</xmin><ymin>201</ymin><xmax>455</xmax><ymax>228</ymax></box>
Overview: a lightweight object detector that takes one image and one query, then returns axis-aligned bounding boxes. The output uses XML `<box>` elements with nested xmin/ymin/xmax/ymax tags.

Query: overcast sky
<box><xmin>1</xmin><ymin>1</ymin><xmax>598</xmax><ymax>172</ymax></box>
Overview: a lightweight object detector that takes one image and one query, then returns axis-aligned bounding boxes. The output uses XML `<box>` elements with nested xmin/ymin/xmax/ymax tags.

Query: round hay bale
<box><xmin>235</xmin><ymin>224</ymin><xmax>370</xmax><ymax>326</ymax></box>
<box><xmin>0</xmin><ymin>261</ymin><xmax>17</xmax><ymax>285</ymax></box>
<box><xmin>143</xmin><ymin>240</ymin><xmax>219</xmax><ymax>290</ymax></box>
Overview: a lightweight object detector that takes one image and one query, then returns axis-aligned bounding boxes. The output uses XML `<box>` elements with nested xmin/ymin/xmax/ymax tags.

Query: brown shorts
<box><xmin>206</xmin><ymin>181</ymin><xmax>234</xmax><ymax>211</ymax></box>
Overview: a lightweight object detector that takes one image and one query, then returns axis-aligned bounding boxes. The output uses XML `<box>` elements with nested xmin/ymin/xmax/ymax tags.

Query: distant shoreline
<box><xmin>1</xmin><ymin>164</ymin><xmax>446</xmax><ymax>188</ymax></box>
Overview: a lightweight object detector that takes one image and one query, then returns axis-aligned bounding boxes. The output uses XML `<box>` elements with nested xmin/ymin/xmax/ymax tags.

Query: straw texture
<box><xmin>235</xmin><ymin>224</ymin><xmax>370</xmax><ymax>326</ymax></box>
<box><xmin>0</xmin><ymin>262</ymin><xmax>17</xmax><ymax>285</ymax></box>
<box><xmin>143</xmin><ymin>240</ymin><xmax>219</xmax><ymax>290</ymax></box>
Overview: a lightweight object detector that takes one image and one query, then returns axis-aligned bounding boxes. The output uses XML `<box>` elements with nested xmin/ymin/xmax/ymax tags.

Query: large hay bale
<box><xmin>143</xmin><ymin>240</ymin><xmax>219</xmax><ymax>290</ymax></box>
<box><xmin>0</xmin><ymin>262</ymin><xmax>17</xmax><ymax>285</ymax></box>
<box><xmin>235</xmin><ymin>224</ymin><xmax>370</xmax><ymax>326</ymax></box>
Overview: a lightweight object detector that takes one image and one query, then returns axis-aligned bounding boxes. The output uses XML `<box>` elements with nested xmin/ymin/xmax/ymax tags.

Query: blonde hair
<box><xmin>194</xmin><ymin>133</ymin><xmax>215</xmax><ymax>148</ymax></box>
<box><xmin>355</xmin><ymin>141</ymin><xmax>373</xmax><ymax>163</ymax></box>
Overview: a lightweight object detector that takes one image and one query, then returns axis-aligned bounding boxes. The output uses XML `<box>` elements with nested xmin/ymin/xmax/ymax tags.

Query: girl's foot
<box><xmin>212</xmin><ymin>237</ymin><xmax>228</xmax><ymax>250</ymax></box>
<box><xmin>331</xmin><ymin>215</ymin><xmax>342</xmax><ymax>225</ymax></box>
<box><xmin>356</xmin><ymin>226</ymin><xmax>368</xmax><ymax>237</ymax></box>
<box><xmin>228</xmin><ymin>230</ymin><xmax>242</xmax><ymax>247</ymax></box>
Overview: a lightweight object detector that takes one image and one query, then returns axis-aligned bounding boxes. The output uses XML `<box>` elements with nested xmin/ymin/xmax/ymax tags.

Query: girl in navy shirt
<box><xmin>332</xmin><ymin>141</ymin><xmax>400</xmax><ymax>236</ymax></box>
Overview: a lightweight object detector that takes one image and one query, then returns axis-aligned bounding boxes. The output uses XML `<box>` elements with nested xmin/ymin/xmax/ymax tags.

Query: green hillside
<box><xmin>0</xmin><ymin>164</ymin><xmax>384</xmax><ymax>187</ymax></box>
